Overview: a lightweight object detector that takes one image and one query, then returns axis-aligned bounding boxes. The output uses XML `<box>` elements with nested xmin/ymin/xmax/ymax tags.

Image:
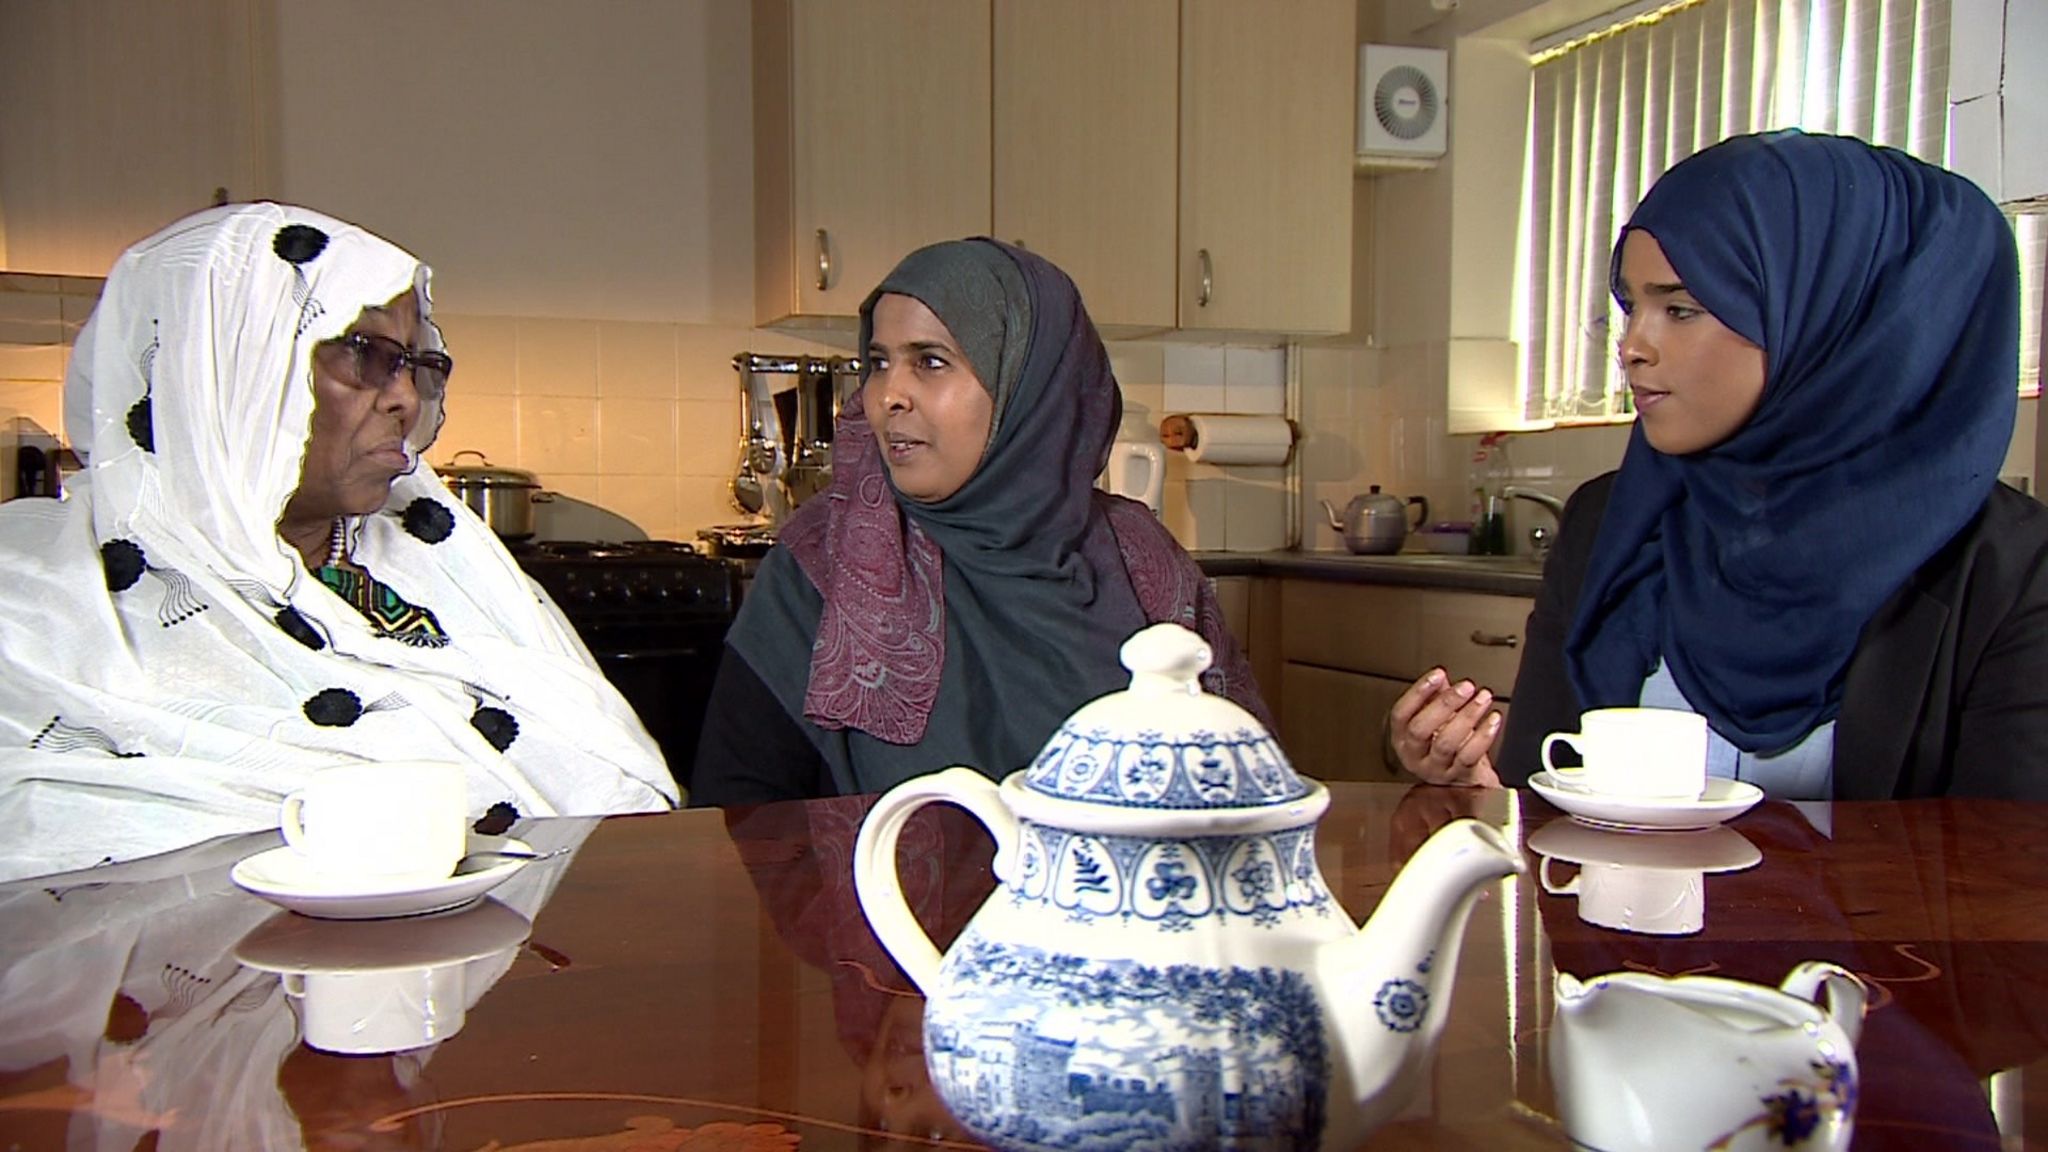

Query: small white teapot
<box><xmin>1550</xmin><ymin>962</ymin><xmax>1867</xmax><ymax>1152</ymax></box>
<box><xmin>854</xmin><ymin>622</ymin><xmax>1526</xmax><ymax>1151</ymax></box>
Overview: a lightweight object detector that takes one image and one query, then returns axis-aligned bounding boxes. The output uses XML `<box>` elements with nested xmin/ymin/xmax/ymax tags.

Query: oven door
<box><xmin>511</xmin><ymin>546</ymin><xmax>739</xmax><ymax>794</ymax></box>
<box><xmin>577</xmin><ymin>625</ymin><xmax>729</xmax><ymax>794</ymax></box>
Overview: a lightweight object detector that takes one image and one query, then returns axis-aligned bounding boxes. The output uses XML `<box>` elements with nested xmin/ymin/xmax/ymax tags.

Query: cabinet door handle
<box><xmin>815</xmin><ymin>228</ymin><xmax>831</xmax><ymax>291</ymax></box>
<box><xmin>1469</xmin><ymin>630</ymin><xmax>1520</xmax><ymax>648</ymax></box>
<box><xmin>1197</xmin><ymin>248</ymin><xmax>1213</xmax><ymax>307</ymax></box>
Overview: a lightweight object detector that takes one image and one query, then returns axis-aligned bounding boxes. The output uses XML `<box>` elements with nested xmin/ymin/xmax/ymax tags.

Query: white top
<box><xmin>0</xmin><ymin>205</ymin><xmax>674</xmax><ymax>882</ymax></box>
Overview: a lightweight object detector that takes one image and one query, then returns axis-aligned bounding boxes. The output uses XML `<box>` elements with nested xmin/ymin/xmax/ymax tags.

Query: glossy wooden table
<box><xmin>3</xmin><ymin>783</ymin><xmax>2047</xmax><ymax>1150</ymax></box>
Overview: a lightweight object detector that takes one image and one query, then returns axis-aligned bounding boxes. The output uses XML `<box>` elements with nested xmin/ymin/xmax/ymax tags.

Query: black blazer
<box><xmin>1496</xmin><ymin>473</ymin><xmax>2048</xmax><ymax>799</ymax></box>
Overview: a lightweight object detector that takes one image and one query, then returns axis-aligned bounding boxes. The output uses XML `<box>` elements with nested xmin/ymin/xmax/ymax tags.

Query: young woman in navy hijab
<box><xmin>1390</xmin><ymin>130</ymin><xmax>2048</xmax><ymax>799</ymax></box>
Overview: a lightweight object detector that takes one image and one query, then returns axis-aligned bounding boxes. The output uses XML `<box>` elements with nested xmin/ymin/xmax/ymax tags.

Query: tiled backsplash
<box><xmin>0</xmin><ymin>311</ymin><xmax>845</xmax><ymax>542</ymax></box>
<box><xmin>1300</xmin><ymin>339</ymin><xmax>2041</xmax><ymax>558</ymax></box>
<box><xmin>6</xmin><ymin>313</ymin><xmax>2035</xmax><ymax>552</ymax></box>
<box><xmin>1</xmin><ymin>307</ymin><xmax>1296</xmax><ymax>549</ymax></box>
<box><xmin>0</xmin><ymin>273</ymin><xmax>101</xmax><ymax>348</ymax></box>
<box><xmin>1115</xmin><ymin>341</ymin><xmax>1291</xmax><ymax>552</ymax></box>
<box><xmin>0</xmin><ymin>346</ymin><xmax>67</xmax><ymax>446</ymax></box>
<box><xmin>0</xmin><ymin>273</ymin><xmax>102</xmax><ymax>456</ymax></box>
<box><xmin>437</xmin><ymin>323</ymin><xmax>1292</xmax><ymax>547</ymax></box>
<box><xmin>427</xmin><ymin>315</ymin><xmax>842</xmax><ymax>541</ymax></box>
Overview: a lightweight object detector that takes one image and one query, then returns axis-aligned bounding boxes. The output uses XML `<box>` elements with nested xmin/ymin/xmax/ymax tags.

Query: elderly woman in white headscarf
<box><xmin>0</xmin><ymin>204</ymin><xmax>675</xmax><ymax>882</ymax></box>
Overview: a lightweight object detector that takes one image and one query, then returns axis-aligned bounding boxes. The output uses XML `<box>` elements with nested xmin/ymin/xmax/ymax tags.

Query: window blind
<box><xmin>1515</xmin><ymin>0</ymin><xmax>1999</xmax><ymax>422</ymax></box>
<box><xmin>2017</xmin><ymin>211</ymin><xmax>2044</xmax><ymax>397</ymax></box>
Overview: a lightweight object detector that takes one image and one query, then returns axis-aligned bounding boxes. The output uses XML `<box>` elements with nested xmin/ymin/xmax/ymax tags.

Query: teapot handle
<box><xmin>851</xmin><ymin>766</ymin><xmax>1021</xmax><ymax>994</ymax></box>
<box><xmin>1780</xmin><ymin>961</ymin><xmax>1867</xmax><ymax>1045</ymax></box>
<box><xmin>1407</xmin><ymin>495</ymin><xmax>1429</xmax><ymax>531</ymax></box>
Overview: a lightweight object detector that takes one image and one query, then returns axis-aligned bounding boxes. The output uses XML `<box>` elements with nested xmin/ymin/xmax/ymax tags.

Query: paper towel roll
<box><xmin>1176</xmin><ymin>414</ymin><xmax>1295</xmax><ymax>466</ymax></box>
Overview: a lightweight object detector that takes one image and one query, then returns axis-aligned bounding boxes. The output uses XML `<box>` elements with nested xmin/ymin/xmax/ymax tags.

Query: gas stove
<box><xmin>508</xmin><ymin>540</ymin><xmax>740</xmax><ymax>792</ymax></box>
<box><xmin>511</xmin><ymin>539</ymin><xmax>738</xmax><ymax>622</ymax></box>
<box><xmin>521</xmin><ymin>539</ymin><xmax>702</xmax><ymax>561</ymax></box>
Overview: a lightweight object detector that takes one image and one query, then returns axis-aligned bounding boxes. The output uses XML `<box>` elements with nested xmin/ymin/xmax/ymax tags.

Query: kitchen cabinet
<box><xmin>992</xmin><ymin>0</ymin><xmax>1179</xmax><ymax>334</ymax></box>
<box><xmin>752</xmin><ymin>0</ymin><xmax>992</xmax><ymax>328</ymax></box>
<box><xmin>756</xmin><ymin>0</ymin><xmax>1354</xmax><ymax>337</ymax></box>
<box><xmin>1276</xmin><ymin>580</ymin><xmax>1533</xmax><ymax>783</ymax></box>
<box><xmin>1280</xmin><ymin>663</ymin><xmax>1416</xmax><ymax>783</ymax></box>
<box><xmin>1177</xmin><ymin>0</ymin><xmax>1354</xmax><ymax>336</ymax></box>
<box><xmin>1208</xmin><ymin>575</ymin><xmax>1282</xmax><ymax>710</ymax></box>
<box><xmin>1214</xmin><ymin>576</ymin><xmax>1252</xmax><ymax>653</ymax></box>
<box><xmin>997</xmin><ymin>0</ymin><xmax>1355</xmax><ymax>337</ymax></box>
<box><xmin>0</xmin><ymin>0</ymin><xmax>275</xmax><ymax>276</ymax></box>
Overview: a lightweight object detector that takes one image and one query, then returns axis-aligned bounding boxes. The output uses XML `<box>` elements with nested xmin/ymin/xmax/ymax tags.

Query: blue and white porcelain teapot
<box><xmin>853</xmin><ymin>622</ymin><xmax>1526</xmax><ymax>1152</ymax></box>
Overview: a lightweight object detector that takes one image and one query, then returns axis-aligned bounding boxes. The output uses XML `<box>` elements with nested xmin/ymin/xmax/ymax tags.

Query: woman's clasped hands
<box><xmin>1389</xmin><ymin>668</ymin><xmax>1504</xmax><ymax>787</ymax></box>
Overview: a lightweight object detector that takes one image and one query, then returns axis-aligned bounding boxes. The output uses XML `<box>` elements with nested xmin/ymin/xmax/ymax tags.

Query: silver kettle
<box><xmin>1321</xmin><ymin>486</ymin><xmax>1429</xmax><ymax>555</ymax></box>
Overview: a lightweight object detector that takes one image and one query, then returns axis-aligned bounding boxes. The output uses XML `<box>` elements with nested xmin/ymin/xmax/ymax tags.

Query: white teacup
<box><xmin>284</xmin><ymin>965</ymin><xmax>466</xmax><ymax>1054</ymax></box>
<box><xmin>280</xmin><ymin>761</ymin><xmax>467</xmax><ymax>886</ymax></box>
<box><xmin>1540</xmin><ymin>707</ymin><xmax>1707</xmax><ymax>799</ymax></box>
<box><xmin>1541</xmin><ymin>858</ymin><xmax>1704</xmax><ymax>935</ymax></box>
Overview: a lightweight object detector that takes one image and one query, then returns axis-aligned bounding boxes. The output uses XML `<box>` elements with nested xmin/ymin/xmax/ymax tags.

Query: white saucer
<box><xmin>230</xmin><ymin>836</ymin><xmax>534</xmax><ymax>920</ymax></box>
<box><xmin>235</xmin><ymin>897</ymin><xmax>532</xmax><ymax>973</ymax></box>
<box><xmin>1528</xmin><ymin>772</ymin><xmax>1763</xmax><ymax>831</ymax></box>
<box><xmin>1527</xmin><ymin>819</ymin><xmax>1762</xmax><ymax>872</ymax></box>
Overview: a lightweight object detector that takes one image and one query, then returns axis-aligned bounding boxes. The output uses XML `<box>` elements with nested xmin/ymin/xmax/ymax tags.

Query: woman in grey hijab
<box><xmin>691</xmin><ymin>239</ymin><xmax>1267</xmax><ymax>804</ymax></box>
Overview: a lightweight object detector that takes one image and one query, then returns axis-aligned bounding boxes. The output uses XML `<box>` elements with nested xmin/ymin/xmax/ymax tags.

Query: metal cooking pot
<box><xmin>436</xmin><ymin>450</ymin><xmax>549</xmax><ymax>540</ymax></box>
<box><xmin>695</xmin><ymin>522</ymin><xmax>777</xmax><ymax>561</ymax></box>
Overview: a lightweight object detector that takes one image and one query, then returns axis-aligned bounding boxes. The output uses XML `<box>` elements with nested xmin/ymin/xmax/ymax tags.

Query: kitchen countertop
<box><xmin>1193</xmin><ymin>549</ymin><xmax>1546</xmax><ymax>597</ymax></box>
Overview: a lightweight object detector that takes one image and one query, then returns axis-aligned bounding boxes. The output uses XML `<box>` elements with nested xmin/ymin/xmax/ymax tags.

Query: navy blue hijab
<box><xmin>1564</xmin><ymin>131</ymin><xmax>2020</xmax><ymax>754</ymax></box>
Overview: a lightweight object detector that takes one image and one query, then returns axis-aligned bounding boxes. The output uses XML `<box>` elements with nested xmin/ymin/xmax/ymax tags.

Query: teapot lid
<box><xmin>1020</xmin><ymin>623</ymin><xmax>1309</xmax><ymax>809</ymax></box>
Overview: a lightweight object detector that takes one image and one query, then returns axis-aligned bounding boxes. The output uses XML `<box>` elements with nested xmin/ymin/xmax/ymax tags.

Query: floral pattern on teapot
<box><xmin>1017</xmin><ymin>624</ymin><xmax>1311</xmax><ymax>812</ymax></box>
<box><xmin>1012</xmin><ymin>825</ymin><xmax>1334</xmax><ymax>929</ymax></box>
<box><xmin>1023</xmin><ymin>726</ymin><xmax>1306</xmax><ymax>810</ymax></box>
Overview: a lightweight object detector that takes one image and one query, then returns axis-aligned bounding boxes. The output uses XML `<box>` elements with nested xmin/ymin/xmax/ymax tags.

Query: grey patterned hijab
<box><xmin>867</xmin><ymin>239</ymin><xmax>1033</xmax><ymax>443</ymax></box>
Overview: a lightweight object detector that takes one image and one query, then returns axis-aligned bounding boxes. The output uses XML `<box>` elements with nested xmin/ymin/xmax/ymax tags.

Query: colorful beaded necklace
<box><xmin>315</xmin><ymin>517</ymin><xmax>449</xmax><ymax>648</ymax></box>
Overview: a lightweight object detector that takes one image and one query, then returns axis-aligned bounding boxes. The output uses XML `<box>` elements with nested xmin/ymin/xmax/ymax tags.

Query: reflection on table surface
<box><xmin>3</xmin><ymin>784</ymin><xmax>2047</xmax><ymax>1150</ymax></box>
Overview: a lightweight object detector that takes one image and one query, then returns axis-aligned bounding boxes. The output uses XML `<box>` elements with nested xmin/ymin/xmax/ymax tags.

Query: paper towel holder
<box><xmin>1158</xmin><ymin>413</ymin><xmax>1298</xmax><ymax>465</ymax></box>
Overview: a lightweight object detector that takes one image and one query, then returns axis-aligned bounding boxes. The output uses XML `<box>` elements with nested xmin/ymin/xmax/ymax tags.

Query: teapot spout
<box><xmin>1319</xmin><ymin>498</ymin><xmax>1344</xmax><ymax>533</ymax></box>
<box><xmin>1319</xmin><ymin>818</ymin><xmax>1524</xmax><ymax>1126</ymax></box>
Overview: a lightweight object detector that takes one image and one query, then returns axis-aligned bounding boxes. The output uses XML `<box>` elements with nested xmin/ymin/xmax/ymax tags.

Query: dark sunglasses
<box><xmin>326</xmin><ymin>331</ymin><xmax>453</xmax><ymax>399</ymax></box>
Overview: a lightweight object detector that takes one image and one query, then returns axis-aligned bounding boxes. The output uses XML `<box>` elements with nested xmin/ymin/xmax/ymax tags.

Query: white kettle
<box><xmin>1099</xmin><ymin>440</ymin><xmax>1166</xmax><ymax>513</ymax></box>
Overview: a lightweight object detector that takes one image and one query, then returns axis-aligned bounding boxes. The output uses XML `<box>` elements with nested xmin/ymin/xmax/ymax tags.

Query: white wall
<box><xmin>1949</xmin><ymin>0</ymin><xmax>2048</xmax><ymax>206</ymax></box>
<box><xmin>272</xmin><ymin>0</ymin><xmax>757</xmax><ymax>325</ymax></box>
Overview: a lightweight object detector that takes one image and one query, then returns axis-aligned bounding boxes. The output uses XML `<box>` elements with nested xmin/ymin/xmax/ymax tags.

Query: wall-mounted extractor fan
<box><xmin>1358</xmin><ymin>44</ymin><xmax>1448</xmax><ymax>170</ymax></box>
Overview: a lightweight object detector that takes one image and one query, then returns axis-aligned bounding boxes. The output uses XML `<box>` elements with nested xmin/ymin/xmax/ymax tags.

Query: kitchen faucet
<box><xmin>1502</xmin><ymin>486</ymin><xmax>1564</xmax><ymax>517</ymax></box>
<box><xmin>1502</xmin><ymin>486</ymin><xmax>1565</xmax><ymax>560</ymax></box>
